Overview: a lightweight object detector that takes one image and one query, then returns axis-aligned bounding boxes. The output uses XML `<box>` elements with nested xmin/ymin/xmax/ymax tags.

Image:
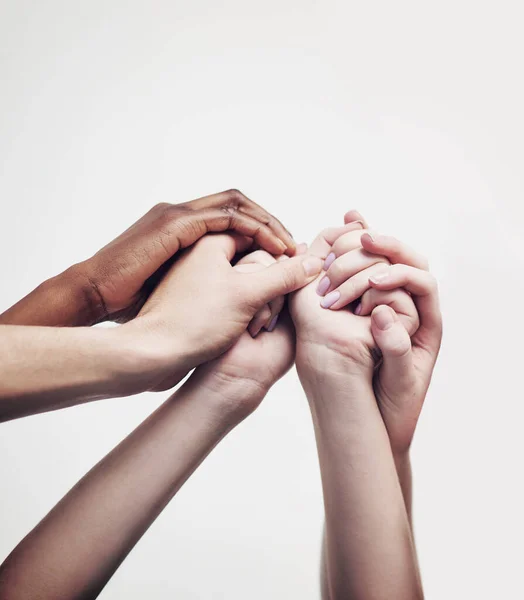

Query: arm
<box><xmin>0</xmin><ymin>363</ymin><xmax>268</xmax><ymax>599</ymax></box>
<box><xmin>0</xmin><ymin>324</ymin><xmax>150</xmax><ymax>422</ymax></box>
<box><xmin>0</xmin><ymin>190</ymin><xmax>295</xmax><ymax>327</ymax></box>
<box><xmin>290</xmin><ymin>223</ymin><xmax>424</xmax><ymax>599</ymax></box>
<box><xmin>0</xmin><ymin>235</ymin><xmax>321</xmax><ymax>422</ymax></box>
<box><xmin>298</xmin><ymin>353</ymin><xmax>422</xmax><ymax>600</ymax></box>
<box><xmin>0</xmin><ymin>250</ymin><xmax>295</xmax><ymax>600</ymax></box>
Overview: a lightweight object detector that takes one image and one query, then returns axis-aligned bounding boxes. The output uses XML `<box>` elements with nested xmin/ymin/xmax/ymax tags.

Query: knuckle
<box><xmin>224</xmin><ymin>188</ymin><xmax>246</xmax><ymax>206</ymax></box>
<box><xmin>281</xmin><ymin>265</ymin><xmax>300</xmax><ymax>290</ymax></box>
<box><xmin>151</xmin><ymin>202</ymin><xmax>172</xmax><ymax>217</ymax></box>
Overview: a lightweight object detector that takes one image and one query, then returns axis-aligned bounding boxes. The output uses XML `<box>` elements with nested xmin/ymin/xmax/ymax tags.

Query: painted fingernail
<box><xmin>369</xmin><ymin>270</ymin><xmax>390</xmax><ymax>284</ymax></box>
<box><xmin>373</xmin><ymin>306</ymin><xmax>395</xmax><ymax>330</ymax></box>
<box><xmin>321</xmin><ymin>290</ymin><xmax>340</xmax><ymax>309</ymax></box>
<box><xmin>354</xmin><ymin>302</ymin><xmax>362</xmax><ymax>315</ymax></box>
<box><xmin>302</xmin><ymin>256</ymin><xmax>323</xmax><ymax>277</ymax></box>
<box><xmin>324</xmin><ymin>252</ymin><xmax>336</xmax><ymax>270</ymax></box>
<box><xmin>267</xmin><ymin>314</ymin><xmax>279</xmax><ymax>332</ymax></box>
<box><xmin>316</xmin><ymin>276</ymin><xmax>331</xmax><ymax>296</ymax></box>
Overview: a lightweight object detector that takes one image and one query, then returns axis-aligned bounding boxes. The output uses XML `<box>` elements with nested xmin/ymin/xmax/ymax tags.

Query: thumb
<box><xmin>245</xmin><ymin>254</ymin><xmax>323</xmax><ymax>306</ymax></box>
<box><xmin>371</xmin><ymin>305</ymin><xmax>414</xmax><ymax>391</ymax></box>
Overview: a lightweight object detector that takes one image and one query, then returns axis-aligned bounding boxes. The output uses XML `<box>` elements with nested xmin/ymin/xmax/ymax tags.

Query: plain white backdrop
<box><xmin>1</xmin><ymin>1</ymin><xmax>523</xmax><ymax>598</ymax></box>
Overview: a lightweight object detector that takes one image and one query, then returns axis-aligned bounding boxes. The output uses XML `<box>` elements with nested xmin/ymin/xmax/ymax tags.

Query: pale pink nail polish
<box><xmin>354</xmin><ymin>302</ymin><xmax>362</xmax><ymax>315</ymax></box>
<box><xmin>321</xmin><ymin>290</ymin><xmax>340</xmax><ymax>309</ymax></box>
<box><xmin>324</xmin><ymin>252</ymin><xmax>336</xmax><ymax>270</ymax></box>
<box><xmin>267</xmin><ymin>314</ymin><xmax>279</xmax><ymax>332</ymax></box>
<box><xmin>316</xmin><ymin>276</ymin><xmax>331</xmax><ymax>296</ymax></box>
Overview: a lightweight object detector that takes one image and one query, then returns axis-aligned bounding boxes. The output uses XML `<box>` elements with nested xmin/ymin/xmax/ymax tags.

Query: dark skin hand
<box><xmin>0</xmin><ymin>189</ymin><xmax>295</xmax><ymax>327</ymax></box>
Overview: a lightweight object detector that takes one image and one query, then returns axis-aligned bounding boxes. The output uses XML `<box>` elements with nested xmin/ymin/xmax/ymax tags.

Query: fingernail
<box><xmin>296</xmin><ymin>242</ymin><xmax>308</xmax><ymax>255</ymax></box>
<box><xmin>363</xmin><ymin>229</ymin><xmax>379</xmax><ymax>243</ymax></box>
<box><xmin>277</xmin><ymin>239</ymin><xmax>288</xmax><ymax>253</ymax></box>
<box><xmin>321</xmin><ymin>290</ymin><xmax>340</xmax><ymax>309</ymax></box>
<box><xmin>316</xmin><ymin>276</ymin><xmax>331</xmax><ymax>296</ymax></box>
<box><xmin>369</xmin><ymin>270</ymin><xmax>390</xmax><ymax>284</ymax></box>
<box><xmin>324</xmin><ymin>252</ymin><xmax>336</xmax><ymax>270</ymax></box>
<box><xmin>373</xmin><ymin>306</ymin><xmax>395</xmax><ymax>330</ymax></box>
<box><xmin>354</xmin><ymin>302</ymin><xmax>362</xmax><ymax>315</ymax></box>
<box><xmin>267</xmin><ymin>314</ymin><xmax>279</xmax><ymax>332</ymax></box>
<box><xmin>302</xmin><ymin>256</ymin><xmax>323</xmax><ymax>277</ymax></box>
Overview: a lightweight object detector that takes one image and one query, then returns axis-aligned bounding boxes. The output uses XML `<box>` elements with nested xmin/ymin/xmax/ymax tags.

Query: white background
<box><xmin>1</xmin><ymin>1</ymin><xmax>523</xmax><ymax>598</ymax></box>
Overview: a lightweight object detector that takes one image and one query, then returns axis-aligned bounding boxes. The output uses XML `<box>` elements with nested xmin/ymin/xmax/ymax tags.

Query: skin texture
<box><xmin>0</xmin><ymin>189</ymin><xmax>295</xmax><ymax>327</ymax></box>
<box><xmin>0</xmin><ymin>234</ymin><xmax>322</xmax><ymax>422</ymax></box>
<box><xmin>0</xmin><ymin>251</ymin><xmax>294</xmax><ymax>600</ymax></box>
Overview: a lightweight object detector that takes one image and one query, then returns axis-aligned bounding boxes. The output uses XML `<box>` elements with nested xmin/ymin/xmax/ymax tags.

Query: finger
<box><xmin>245</xmin><ymin>254</ymin><xmax>323</xmax><ymax>306</ymax></box>
<box><xmin>317</xmin><ymin>248</ymin><xmax>390</xmax><ymax>297</ymax></box>
<box><xmin>248</xmin><ymin>305</ymin><xmax>272</xmax><ymax>337</ymax></box>
<box><xmin>370</xmin><ymin>305</ymin><xmax>414</xmax><ymax>390</ymax></box>
<box><xmin>187</xmin><ymin>208</ymin><xmax>290</xmax><ymax>257</ymax></box>
<box><xmin>320</xmin><ymin>262</ymin><xmax>393</xmax><ymax>310</ymax></box>
<box><xmin>195</xmin><ymin>232</ymin><xmax>252</xmax><ymax>262</ymax></box>
<box><xmin>357</xmin><ymin>287</ymin><xmax>420</xmax><ymax>336</ymax></box>
<box><xmin>369</xmin><ymin>265</ymin><xmax>442</xmax><ymax>350</ymax></box>
<box><xmin>327</xmin><ymin>229</ymin><xmax>372</xmax><ymax>266</ymax></box>
<box><xmin>361</xmin><ymin>233</ymin><xmax>429</xmax><ymax>270</ymax></box>
<box><xmin>344</xmin><ymin>209</ymin><xmax>369</xmax><ymax>228</ymax></box>
<box><xmin>308</xmin><ymin>222</ymin><xmax>365</xmax><ymax>259</ymax></box>
<box><xmin>186</xmin><ymin>189</ymin><xmax>296</xmax><ymax>256</ymax></box>
<box><xmin>236</xmin><ymin>250</ymin><xmax>276</xmax><ymax>268</ymax></box>
<box><xmin>265</xmin><ymin>294</ymin><xmax>285</xmax><ymax>331</ymax></box>
<box><xmin>263</xmin><ymin>253</ymin><xmax>290</xmax><ymax>329</ymax></box>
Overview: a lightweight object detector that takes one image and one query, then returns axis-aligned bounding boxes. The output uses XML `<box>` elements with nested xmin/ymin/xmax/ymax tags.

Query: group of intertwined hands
<box><xmin>0</xmin><ymin>190</ymin><xmax>442</xmax><ymax>600</ymax></box>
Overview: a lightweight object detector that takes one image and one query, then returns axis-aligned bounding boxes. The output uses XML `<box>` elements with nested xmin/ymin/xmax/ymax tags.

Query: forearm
<box><xmin>0</xmin><ymin>266</ymin><xmax>101</xmax><ymax>327</ymax></box>
<box><xmin>395</xmin><ymin>451</ymin><xmax>413</xmax><ymax>524</ymax></box>
<box><xmin>0</xmin><ymin>368</ymin><xmax>260</xmax><ymax>600</ymax></box>
<box><xmin>299</xmin><ymin>357</ymin><xmax>422</xmax><ymax>600</ymax></box>
<box><xmin>0</xmin><ymin>324</ymin><xmax>147</xmax><ymax>422</ymax></box>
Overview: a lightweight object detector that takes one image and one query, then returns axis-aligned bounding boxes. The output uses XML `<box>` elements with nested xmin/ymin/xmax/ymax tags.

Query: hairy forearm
<box><xmin>0</xmin><ymin>369</ymin><xmax>260</xmax><ymax>600</ymax></box>
<box><xmin>0</xmin><ymin>324</ymin><xmax>147</xmax><ymax>422</ymax></box>
<box><xmin>299</xmin><ymin>358</ymin><xmax>422</xmax><ymax>600</ymax></box>
<box><xmin>0</xmin><ymin>266</ymin><xmax>100</xmax><ymax>327</ymax></box>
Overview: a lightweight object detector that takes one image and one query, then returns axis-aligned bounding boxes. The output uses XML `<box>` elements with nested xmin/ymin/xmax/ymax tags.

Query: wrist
<box><xmin>112</xmin><ymin>316</ymin><xmax>196</xmax><ymax>394</ymax></box>
<box><xmin>296</xmin><ymin>339</ymin><xmax>374</xmax><ymax>386</ymax></box>
<box><xmin>190</xmin><ymin>362</ymin><xmax>269</xmax><ymax>427</ymax></box>
<box><xmin>65</xmin><ymin>261</ymin><xmax>108</xmax><ymax>325</ymax></box>
<box><xmin>0</xmin><ymin>266</ymin><xmax>100</xmax><ymax>327</ymax></box>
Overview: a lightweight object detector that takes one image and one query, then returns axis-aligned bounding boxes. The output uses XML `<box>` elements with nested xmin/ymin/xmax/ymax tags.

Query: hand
<box><xmin>314</xmin><ymin>215</ymin><xmax>442</xmax><ymax>453</ymax></box>
<box><xmin>290</xmin><ymin>223</ymin><xmax>418</xmax><ymax>375</ymax></box>
<box><xmin>196</xmin><ymin>249</ymin><xmax>295</xmax><ymax>421</ymax></box>
<box><xmin>73</xmin><ymin>189</ymin><xmax>296</xmax><ymax>324</ymax></box>
<box><xmin>358</xmin><ymin>233</ymin><xmax>443</xmax><ymax>453</ymax></box>
<box><xmin>121</xmin><ymin>233</ymin><xmax>322</xmax><ymax>392</ymax></box>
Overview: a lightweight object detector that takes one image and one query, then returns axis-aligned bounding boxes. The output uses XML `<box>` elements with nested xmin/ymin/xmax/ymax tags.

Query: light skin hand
<box><xmin>0</xmin><ymin>251</ymin><xmax>294</xmax><ymax>600</ymax></box>
<box><xmin>290</xmin><ymin>224</ymin><xmax>423</xmax><ymax>600</ymax></box>
<box><xmin>315</xmin><ymin>216</ymin><xmax>442</xmax><ymax>523</ymax></box>
<box><xmin>0</xmin><ymin>236</ymin><xmax>320</xmax><ymax>422</ymax></box>
<box><xmin>124</xmin><ymin>233</ymin><xmax>321</xmax><ymax>392</ymax></box>
<box><xmin>322</xmin><ymin>218</ymin><xmax>442</xmax><ymax>456</ymax></box>
<box><xmin>0</xmin><ymin>189</ymin><xmax>296</xmax><ymax>327</ymax></box>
